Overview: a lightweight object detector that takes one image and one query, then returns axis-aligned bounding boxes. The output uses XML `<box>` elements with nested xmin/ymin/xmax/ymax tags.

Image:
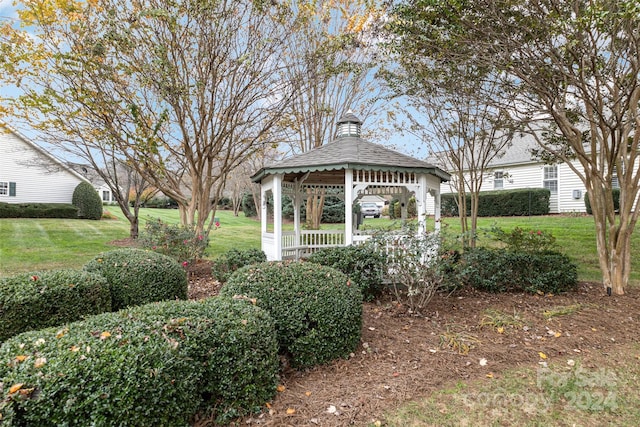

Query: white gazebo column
<box><xmin>433</xmin><ymin>189</ymin><xmax>442</xmax><ymax>232</ymax></box>
<box><xmin>273</xmin><ymin>174</ymin><xmax>283</xmax><ymax>260</ymax></box>
<box><xmin>344</xmin><ymin>169</ymin><xmax>354</xmax><ymax>245</ymax></box>
<box><xmin>417</xmin><ymin>175</ymin><xmax>428</xmax><ymax>236</ymax></box>
<box><xmin>293</xmin><ymin>183</ymin><xmax>302</xmax><ymax>248</ymax></box>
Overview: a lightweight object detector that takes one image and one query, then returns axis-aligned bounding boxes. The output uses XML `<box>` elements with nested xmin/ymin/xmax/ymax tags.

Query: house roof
<box><xmin>1</xmin><ymin>123</ymin><xmax>90</xmax><ymax>183</ymax></box>
<box><xmin>252</xmin><ymin>136</ymin><xmax>451</xmax><ymax>183</ymax></box>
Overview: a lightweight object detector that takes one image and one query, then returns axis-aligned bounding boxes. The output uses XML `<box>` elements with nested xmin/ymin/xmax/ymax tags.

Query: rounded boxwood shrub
<box><xmin>0</xmin><ymin>269</ymin><xmax>111</xmax><ymax>342</ymax></box>
<box><xmin>211</xmin><ymin>248</ymin><xmax>267</xmax><ymax>283</ymax></box>
<box><xmin>128</xmin><ymin>297</ymin><xmax>279</xmax><ymax>423</ymax></box>
<box><xmin>71</xmin><ymin>181</ymin><xmax>103</xmax><ymax>220</ymax></box>
<box><xmin>307</xmin><ymin>245</ymin><xmax>387</xmax><ymax>301</ymax></box>
<box><xmin>84</xmin><ymin>248</ymin><xmax>187</xmax><ymax>310</ymax></box>
<box><xmin>220</xmin><ymin>261</ymin><xmax>363</xmax><ymax>368</ymax></box>
<box><xmin>460</xmin><ymin>248</ymin><xmax>578</xmax><ymax>294</ymax></box>
<box><xmin>0</xmin><ymin>297</ymin><xmax>278</xmax><ymax>426</ymax></box>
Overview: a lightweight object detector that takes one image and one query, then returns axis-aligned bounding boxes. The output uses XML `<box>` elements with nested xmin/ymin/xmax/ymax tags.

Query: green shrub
<box><xmin>584</xmin><ymin>188</ymin><xmax>620</xmax><ymax>215</ymax></box>
<box><xmin>459</xmin><ymin>248</ymin><xmax>578</xmax><ymax>294</ymax></box>
<box><xmin>71</xmin><ymin>181</ymin><xmax>103</xmax><ymax>220</ymax></box>
<box><xmin>488</xmin><ymin>226</ymin><xmax>557</xmax><ymax>252</ymax></box>
<box><xmin>128</xmin><ymin>298</ymin><xmax>279</xmax><ymax>423</ymax></box>
<box><xmin>441</xmin><ymin>188</ymin><xmax>550</xmax><ymax>217</ymax></box>
<box><xmin>307</xmin><ymin>245</ymin><xmax>387</xmax><ymax>301</ymax></box>
<box><xmin>0</xmin><ymin>203</ymin><xmax>78</xmax><ymax>219</ymax></box>
<box><xmin>0</xmin><ymin>297</ymin><xmax>278</xmax><ymax>426</ymax></box>
<box><xmin>0</xmin><ymin>270</ymin><xmax>111</xmax><ymax>342</ymax></box>
<box><xmin>242</xmin><ymin>192</ymin><xmax>257</xmax><ymax>217</ymax></box>
<box><xmin>211</xmin><ymin>248</ymin><xmax>267</xmax><ymax>283</ymax></box>
<box><xmin>221</xmin><ymin>261</ymin><xmax>362</xmax><ymax>368</ymax></box>
<box><xmin>139</xmin><ymin>218</ymin><xmax>209</xmax><ymax>264</ymax></box>
<box><xmin>84</xmin><ymin>248</ymin><xmax>187</xmax><ymax>310</ymax></box>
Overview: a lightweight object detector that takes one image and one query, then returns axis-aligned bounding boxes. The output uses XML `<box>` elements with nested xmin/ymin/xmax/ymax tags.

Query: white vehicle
<box><xmin>360</xmin><ymin>202</ymin><xmax>381</xmax><ymax>218</ymax></box>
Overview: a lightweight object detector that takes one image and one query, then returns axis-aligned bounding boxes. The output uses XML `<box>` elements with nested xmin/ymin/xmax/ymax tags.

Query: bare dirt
<box><xmin>185</xmin><ymin>260</ymin><xmax>639</xmax><ymax>426</ymax></box>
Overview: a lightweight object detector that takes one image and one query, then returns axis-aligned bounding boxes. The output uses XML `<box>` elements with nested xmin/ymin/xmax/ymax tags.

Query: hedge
<box><xmin>221</xmin><ymin>261</ymin><xmax>363</xmax><ymax>368</ymax></box>
<box><xmin>0</xmin><ymin>297</ymin><xmax>279</xmax><ymax>426</ymax></box>
<box><xmin>441</xmin><ymin>188</ymin><xmax>550</xmax><ymax>217</ymax></box>
<box><xmin>84</xmin><ymin>248</ymin><xmax>187</xmax><ymax>310</ymax></box>
<box><xmin>211</xmin><ymin>248</ymin><xmax>267</xmax><ymax>283</ymax></box>
<box><xmin>0</xmin><ymin>203</ymin><xmax>78</xmax><ymax>219</ymax></box>
<box><xmin>459</xmin><ymin>247</ymin><xmax>578</xmax><ymax>294</ymax></box>
<box><xmin>584</xmin><ymin>188</ymin><xmax>620</xmax><ymax>214</ymax></box>
<box><xmin>0</xmin><ymin>270</ymin><xmax>111</xmax><ymax>342</ymax></box>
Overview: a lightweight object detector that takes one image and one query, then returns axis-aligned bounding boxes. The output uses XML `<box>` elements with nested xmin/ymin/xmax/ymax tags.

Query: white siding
<box><xmin>427</xmin><ymin>161</ymin><xmax>591</xmax><ymax>214</ymax></box>
<box><xmin>0</xmin><ymin>130</ymin><xmax>87</xmax><ymax>204</ymax></box>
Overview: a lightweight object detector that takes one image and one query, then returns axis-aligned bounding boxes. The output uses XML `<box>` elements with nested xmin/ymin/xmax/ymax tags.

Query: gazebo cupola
<box><xmin>251</xmin><ymin>111</ymin><xmax>451</xmax><ymax>261</ymax></box>
<box><xmin>336</xmin><ymin>110</ymin><xmax>362</xmax><ymax>138</ymax></box>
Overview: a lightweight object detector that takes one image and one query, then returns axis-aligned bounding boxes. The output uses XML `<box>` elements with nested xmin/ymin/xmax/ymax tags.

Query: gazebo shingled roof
<box><xmin>251</xmin><ymin>136</ymin><xmax>450</xmax><ymax>183</ymax></box>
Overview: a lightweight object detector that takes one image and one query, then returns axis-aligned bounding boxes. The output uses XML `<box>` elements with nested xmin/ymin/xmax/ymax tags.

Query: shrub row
<box><xmin>0</xmin><ymin>297</ymin><xmax>278</xmax><ymax>426</ymax></box>
<box><xmin>0</xmin><ymin>202</ymin><xmax>78</xmax><ymax>219</ymax></box>
<box><xmin>441</xmin><ymin>188</ymin><xmax>550</xmax><ymax>217</ymax></box>
<box><xmin>307</xmin><ymin>245</ymin><xmax>387</xmax><ymax>301</ymax></box>
<box><xmin>0</xmin><ymin>249</ymin><xmax>187</xmax><ymax>343</ymax></box>
<box><xmin>221</xmin><ymin>261</ymin><xmax>363</xmax><ymax>368</ymax></box>
<box><xmin>457</xmin><ymin>248</ymin><xmax>578</xmax><ymax>294</ymax></box>
<box><xmin>0</xmin><ymin>270</ymin><xmax>111</xmax><ymax>342</ymax></box>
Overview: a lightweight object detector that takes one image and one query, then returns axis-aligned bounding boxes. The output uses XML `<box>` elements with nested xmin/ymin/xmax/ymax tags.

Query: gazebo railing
<box><xmin>282</xmin><ymin>230</ymin><xmax>346</xmax><ymax>259</ymax></box>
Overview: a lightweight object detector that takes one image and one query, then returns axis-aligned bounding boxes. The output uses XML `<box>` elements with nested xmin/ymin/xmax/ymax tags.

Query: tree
<box><xmin>277</xmin><ymin>0</ymin><xmax>387</xmax><ymax>229</ymax></box>
<box><xmin>388</xmin><ymin>0</ymin><xmax>640</xmax><ymax>294</ymax></box>
<box><xmin>381</xmin><ymin>62</ymin><xmax>517</xmax><ymax>248</ymax></box>
<box><xmin>8</xmin><ymin>0</ymin><xmax>296</xmax><ymax>237</ymax></box>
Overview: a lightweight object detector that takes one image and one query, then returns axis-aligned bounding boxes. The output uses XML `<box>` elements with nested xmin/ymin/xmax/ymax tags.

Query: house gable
<box><xmin>0</xmin><ymin>126</ymin><xmax>89</xmax><ymax>204</ymax></box>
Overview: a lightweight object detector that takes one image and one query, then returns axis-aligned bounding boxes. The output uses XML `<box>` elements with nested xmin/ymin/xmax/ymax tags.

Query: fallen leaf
<box><xmin>34</xmin><ymin>357</ymin><xmax>47</xmax><ymax>368</ymax></box>
<box><xmin>479</xmin><ymin>358</ymin><xmax>488</xmax><ymax>366</ymax></box>
<box><xmin>497</xmin><ymin>327</ymin><xmax>505</xmax><ymax>334</ymax></box>
<box><xmin>538</xmin><ymin>352</ymin><xmax>548</xmax><ymax>359</ymax></box>
<box><xmin>100</xmin><ymin>331</ymin><xmax>111</xmax><ymax>340</ymax></box>
<box><xmin>486</xmin><ymin>373</ymin><xmax>494</xmax><ymax>378</ymax></box>
<box><xmin>70</xmin><ymin>346</ymin><xmax>80</xmax><ymax>352</ymax></box>
<box><xmin>286</xmin><ymin>408</ymin><xmax>296</xmax><ymax>415</ymax></box>
<box><xmin>327</xmin><ymin>405</ymin><xmax>337</xmax><ymax>414</ymax></box>
<box><xmin>276</xmin><ymin>385</ymin><xmax>286</xmax><ymax>392</ymax></box>
<box><xmin>9</xmin><ymin>383</ymin><xmax>23</xmax><ymax>394</ymax></box>
<box><xmin>305</xmin><ymin>391</ymin><xmax>312</xmax><ymax>397</ymax></box>
<box><xmin>554</xmin><ymin>332</ymin><xmax>562</xmax><ymax>338</ymax></box>
<box><xmin>265</xmin><ymin>402</ymin><xmax>272</xmax><ymax>409</ymax></box>
<box><xmin>15</xmin><ymin>355</ymin><xmax>27</xmax><ymax>362</ymax></box>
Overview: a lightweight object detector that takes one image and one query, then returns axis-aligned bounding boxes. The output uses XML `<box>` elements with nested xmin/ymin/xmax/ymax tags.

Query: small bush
<box><xmin>139</xmin><ymin>218</ymin><xmax>210</xmax><ymax>264</ymax></box>
<box><xmin>84</xmin><ymin>248</ymin><xmax>187</xmax><ymax>310</ymax></box>
<box><xmin>221</xmin><ymin>261</ymin><xmax>362</xmax><ymax>368</ymax></box>
<box><xmin>211</xmin><ymin>248</ymin><xmax>267</xmax><ymax>283</ymax></box>
<box><xmin>584</xmin><ymin>188</ymin><xmax>620</xmax><ymax>215</ymax></box>
<box><xmin>71</xmin><ymin>181</ymin><xmax>103</xmax><ymax>220</ymax></box>
<box><xmin>307</xmin><ymin>245</ymin><xmax>387</xmax><ymax>301</ymax></box>
<box><xmin>0</xmin><ymin>297</ymin><xmax>278</xmax><ymax>426</ymax></box>
<box><xmin>488</xmin><ymin>225</ymin><xmax>557</xmax><ymax>252</ymax></box>
<box><xmin>0</xmin><ymin>270</ymin><xmax>111</xmax><ymax>342</ymax></box>
<box><xmin>459</xmin><ymin>248</ymin><xmax>578</xmax><ymax>294</ymax></box>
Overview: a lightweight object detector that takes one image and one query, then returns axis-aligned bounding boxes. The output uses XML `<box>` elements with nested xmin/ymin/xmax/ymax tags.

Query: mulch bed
<box><xmin>184</xmin><ymin>260</ymin><xmax>640</xmax><ymax>426</ymax></box>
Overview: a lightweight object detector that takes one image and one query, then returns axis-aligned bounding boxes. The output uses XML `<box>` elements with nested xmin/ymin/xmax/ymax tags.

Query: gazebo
<box><xmin>251</xmin><ymin>112</ymin><xmax>451</xmax><ymax>261</ymax></box>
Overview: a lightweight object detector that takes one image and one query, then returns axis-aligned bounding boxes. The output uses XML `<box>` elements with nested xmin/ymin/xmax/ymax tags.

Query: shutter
<box><xmin>9</xmin><ymin>182</ymin><xmax>16</xmax><ymax>197</ymax></box>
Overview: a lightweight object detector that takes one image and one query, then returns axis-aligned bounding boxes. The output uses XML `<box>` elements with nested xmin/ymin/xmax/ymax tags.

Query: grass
<box><xmin>0</xmin><ymin>208</ymin><xmax>261</xmax><ymax>277</ymax></box>
<box><xmin>1</xmin><ymin>210</ymin><xmax>638</xmax><ymax>283</ymax></box>
<box><xmin>382</xmin><ymin>342</ymin><xmax>640</xmax><ymax>427</ymax></box>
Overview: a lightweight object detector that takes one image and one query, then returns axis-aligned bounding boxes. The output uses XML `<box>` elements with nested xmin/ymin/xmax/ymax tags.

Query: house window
<box><xmin>0</xmin><ymin>182</ymin><xmax>15</xmax><ymax>197</ymax></box>
<box><xmin>543</xmin><ymin>165</ymin><xmax>558</xmax><ymax>193</ymax></box>
<box><xmin>102</xmin><ymin>191</ymin><xmax>111</xmax><ymax>202</ymax></box>
<box><xmin>494</xmin><ymin>171</ymin><xmax>504</xmax><ymax>189</ymax></box>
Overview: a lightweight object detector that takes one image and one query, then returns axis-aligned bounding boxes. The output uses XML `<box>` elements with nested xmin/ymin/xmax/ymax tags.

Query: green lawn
<box><xmin>1</xmin><ymin>209</ymin><xmax>638</xmax><ymax>285</ymax></box>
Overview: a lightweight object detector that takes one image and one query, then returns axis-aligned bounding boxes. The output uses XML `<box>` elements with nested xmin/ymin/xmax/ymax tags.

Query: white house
<box><xmin>429</xmin><ymin>133</ymin><xmax>594</xmax><ymax>214</ymax></box>
<box><xmin>0</xmin><ymin>126</ymin><xmax>90</xmax><ymax>204</ymax></box>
